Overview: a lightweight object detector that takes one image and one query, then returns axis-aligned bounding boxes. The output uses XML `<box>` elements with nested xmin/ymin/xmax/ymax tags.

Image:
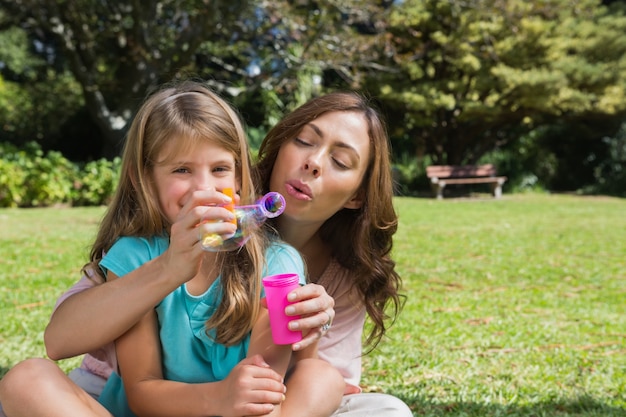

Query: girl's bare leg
<box><xmin>0</xmin><ymin>358</ymin><xmax>112</xmax><ymax>417</ymax></box>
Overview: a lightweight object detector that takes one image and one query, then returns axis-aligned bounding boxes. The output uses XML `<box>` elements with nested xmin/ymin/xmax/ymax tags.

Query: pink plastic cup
<box><xmin>262</xmin><ymin>273</ymin><xmax>302</xmax><ymax>345</ymax></box>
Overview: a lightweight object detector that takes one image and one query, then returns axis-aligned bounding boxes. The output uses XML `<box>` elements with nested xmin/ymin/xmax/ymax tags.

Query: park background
<box><xmin>1</xmin><ymin>0</ymin><xmax>626</xmax><ymax>205</ymax></box>
<box><xmin>0</xmin><ymin>1</ymin><xmax>625</xmax><ymax>416</ymax></box>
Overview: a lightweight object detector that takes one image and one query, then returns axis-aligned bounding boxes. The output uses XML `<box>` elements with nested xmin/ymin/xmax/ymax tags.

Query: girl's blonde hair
<box><xmin>84</xmin><ymin>80</ymin><xmax>266</xmax><ymax>345</ymax></box>
<box><xmin>255</xmin><ymin>91</ymin><xmax>405</xmax><ymax>351</ymax></box>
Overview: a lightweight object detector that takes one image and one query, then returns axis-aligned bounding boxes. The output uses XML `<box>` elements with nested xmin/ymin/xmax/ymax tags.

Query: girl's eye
<box><xmin>173</xmin><ymin>167</ymin><xmax>190</xmax><ymax>174</ymax></box>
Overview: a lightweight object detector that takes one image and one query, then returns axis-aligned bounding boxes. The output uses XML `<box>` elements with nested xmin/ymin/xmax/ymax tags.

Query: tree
<box><xmin>0</xmin><ymin>12</ymin><xmax>84</xmax><ymax>153</ymax></box>
<box><xmin>366</xmin><ymin>0</ymin><xmax>626</xmax><ymax>166</ymax></box>
<box><xmin>0</xmin><ymin>0</ymin><xmax>255</xmax><ymax>157</ymax></box>
<box><xmin>0</xmin><ymin>0</ymin><xmax>387</xmax><ymax>157</ymax></box>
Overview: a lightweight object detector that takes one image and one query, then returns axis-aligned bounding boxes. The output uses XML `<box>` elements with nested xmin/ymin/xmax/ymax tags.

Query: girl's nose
<box><xmin>194</xmin><ymin>173</ymin><xmax>214</xmax><ymax>190</ymax></box>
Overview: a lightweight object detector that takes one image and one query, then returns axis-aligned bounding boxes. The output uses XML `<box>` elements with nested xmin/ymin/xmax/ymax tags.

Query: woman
<box><xmin>256</xmin><ymin>92</ymin><xmax>410</xmax><ymax>415</ymax></box>
<box><xmin>0</xmin><ymin>91</ymin><xmax>410</xmax><ymax>417</ymax></box>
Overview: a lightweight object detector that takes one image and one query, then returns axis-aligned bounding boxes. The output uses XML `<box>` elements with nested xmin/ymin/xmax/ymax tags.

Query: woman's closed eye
<box><xmin>332</xmin><ymin>156</ymin><xmax>349</xmax><ymax>169</ymax></box>
<box><xmin>295</xmin><ymin>137</ymin><xmax>312</xmax><ymax>147</ymax></box>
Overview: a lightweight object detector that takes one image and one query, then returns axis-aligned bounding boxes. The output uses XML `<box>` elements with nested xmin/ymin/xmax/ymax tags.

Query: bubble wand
<box><xmin>201</xmin><ymin>189</ymin><xmax>286</xmax><ymax>252</ymax></box>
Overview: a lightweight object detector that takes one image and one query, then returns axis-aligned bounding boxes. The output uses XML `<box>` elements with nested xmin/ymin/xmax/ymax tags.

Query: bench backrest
<box><xmin>426</xmin><ymin>164</ymin><xmax>497</xmax><ymax>178</ymax></box>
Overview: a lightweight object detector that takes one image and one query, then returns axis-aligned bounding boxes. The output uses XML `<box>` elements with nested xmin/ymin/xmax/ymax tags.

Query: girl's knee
<box><xmin>1</xmin><ymin>358</ymin><xmax>64</xmax><ymax>395</ymax></box>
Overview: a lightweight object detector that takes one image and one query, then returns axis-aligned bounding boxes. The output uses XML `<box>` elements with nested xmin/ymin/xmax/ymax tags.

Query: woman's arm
<box><xmin>45</xmin><ymin>258</ymin><xmax>184</xmax><ymax>360</ymax></box>
<box><xmin>45</xmin><ymin>189</ymin><xmax>237</xmax><ymax>360</ymax></box>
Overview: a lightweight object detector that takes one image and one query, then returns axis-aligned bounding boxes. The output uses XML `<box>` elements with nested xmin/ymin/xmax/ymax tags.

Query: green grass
<box><xmin>1</xmin><ymin>194</ymin><xmax>625</xmax><ymax>416</ymax></box>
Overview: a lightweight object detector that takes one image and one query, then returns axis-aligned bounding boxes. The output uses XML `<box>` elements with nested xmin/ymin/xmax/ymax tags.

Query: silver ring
<box><xmin>320</xmin><ymin>311</ymin><xmax>332</xmax><ymax>332</ymax></box>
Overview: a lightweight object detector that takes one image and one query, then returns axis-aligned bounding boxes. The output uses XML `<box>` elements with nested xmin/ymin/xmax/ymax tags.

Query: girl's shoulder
<box><xmin>263</xmin><ymin>240</ymin><xmax>306</xmax><ymax>284</ymax></box>
<box><xmin>101</xmin><ymin>234</ymin><xmax>169</xmax><ymax>278</ymax></box>
<box><xmin>265</xmin><ymin>239</ymin><xmax>300</xmax><ymax>257</ymax></box>
<box><xmin>109</xmin><ymin>235</ymin><xmax>169</xmax><ymax>254</ymax></box>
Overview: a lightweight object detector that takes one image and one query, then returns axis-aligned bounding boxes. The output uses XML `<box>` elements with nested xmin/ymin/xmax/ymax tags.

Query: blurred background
<box><xmin>1</xmin><ymin>0</ymin><xmax>625</xmax><ymax>204</ymax></box>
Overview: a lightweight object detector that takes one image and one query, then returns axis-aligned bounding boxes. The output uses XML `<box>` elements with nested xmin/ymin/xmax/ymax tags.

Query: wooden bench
<box><xmin>426</xmin><ymin>164</ymin><xmax>507</xmax><ymax>199</ymax></box>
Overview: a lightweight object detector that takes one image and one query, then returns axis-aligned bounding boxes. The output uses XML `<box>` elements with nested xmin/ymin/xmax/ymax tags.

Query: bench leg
<box><xmin>435</xmin><ymin>183</ymin><xmax>445</xmax><ymax>199</ymax></box>
<box><xmin>491</xmin><ymin>183</ymin><xmax>502</xmax><ymax>198</ymax></box>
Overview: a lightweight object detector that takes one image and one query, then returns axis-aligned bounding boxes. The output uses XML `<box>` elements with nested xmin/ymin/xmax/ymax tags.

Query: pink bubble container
<box><xmin>262</xmin><ymin>273</ymin><xmax>303</xmax><ymax>345</ymax></box>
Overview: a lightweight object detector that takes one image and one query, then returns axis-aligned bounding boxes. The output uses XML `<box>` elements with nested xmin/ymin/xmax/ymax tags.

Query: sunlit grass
<box><xmin>365</xmin><ymin>194</ymin><xmax>626</xmax><ymax>416</ymax></box>
<box><xmin>1</xmin><ymin>194</ymin><xmax>625</xmax><ymax>416</ymax></box>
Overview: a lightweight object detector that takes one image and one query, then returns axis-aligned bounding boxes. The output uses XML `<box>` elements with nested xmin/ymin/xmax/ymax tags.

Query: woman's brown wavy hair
<box><xmin>255</xmin><ymin>91</ymin><xmax>405</xmax><ymax>351</ymax></box>
<box><xmin>83</xmin><ymin>80</ymin><xmax>267</xmax><ymax>345</ymax></box>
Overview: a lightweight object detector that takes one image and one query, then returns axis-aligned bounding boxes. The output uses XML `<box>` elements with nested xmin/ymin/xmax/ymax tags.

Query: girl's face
<box><xmin>151</xmin><ymin>137</ymin><xmax>237</xmax><ymax>224</ymax></box>
<box><xmin>270</xmin><ymin>111</ymin><xmax>371</xmax><ymax>224</ymax></box>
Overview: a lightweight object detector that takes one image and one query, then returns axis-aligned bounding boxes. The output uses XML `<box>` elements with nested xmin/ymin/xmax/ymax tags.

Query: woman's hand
<box><xmin>284</xmin><ymin>283</ymin><xmax>335</xmax><ymax>351</ymax></box>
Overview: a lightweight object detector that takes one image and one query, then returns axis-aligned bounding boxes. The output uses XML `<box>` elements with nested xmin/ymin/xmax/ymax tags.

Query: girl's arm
<box><xmin>247</xmin><ymin>309</ymin><xmax>293</xmax><ymax>374</ymax></box>
<box><xmin>248</xmin><ymin>308</ymin><xmax>345</xmax><ymax>417</ymax></box>
<box><xmin>246</xmin><ymin>309</ymin><xmax>292</xmax><ymax>417</ymax></box>
<box><xmin>116</xmin><ymin>287</ymin><xmax>286</xmax><ymax>417</ymax></box>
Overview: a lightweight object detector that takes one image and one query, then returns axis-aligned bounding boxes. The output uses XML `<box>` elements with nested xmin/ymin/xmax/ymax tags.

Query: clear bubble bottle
<box><xmin>201</xmin><ymin>189</ymin><xmax>286</xmax><ymax>252</ymax></box>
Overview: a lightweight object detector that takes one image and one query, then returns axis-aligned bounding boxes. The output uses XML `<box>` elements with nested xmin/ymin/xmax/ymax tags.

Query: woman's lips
<box><xmin>285</xmin><ymin>181</ymin><xmax>313</xmax><ymax>201</ymax></box>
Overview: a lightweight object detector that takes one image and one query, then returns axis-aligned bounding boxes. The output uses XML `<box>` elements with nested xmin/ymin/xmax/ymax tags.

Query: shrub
<box><xmin>73</xmin><ymin>157</ymin><xmax>121</xmax><ymax>206</ymax></box>
<box><xmin>0</xmin><ymin>157</ymin><xmax>27</xmax><ymax>207</ymax></box>
<box><xmin>21</xmin><ymin>148</ymin><xmax>78</xmax><ymax>207</ymax></box>
<box><xmin>0</xmin><ymin>142</ymin><xmax>121</xmax><ymax>207</ymax></box>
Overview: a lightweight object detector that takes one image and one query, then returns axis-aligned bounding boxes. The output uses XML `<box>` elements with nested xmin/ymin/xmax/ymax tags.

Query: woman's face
<box><xmin>151</xmin><ymin>137</ymin><xmax>237</xmax><ymax>224</ymax></box>
<box><xmin>270</xmin><ymin>110</ymin><xmax>371</xmax><ymax>224</ymax></box>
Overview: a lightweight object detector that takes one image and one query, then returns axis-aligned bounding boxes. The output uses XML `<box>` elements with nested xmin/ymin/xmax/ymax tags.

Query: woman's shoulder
<box><xmin>318</xmin><ymin>258</ymin><xmax>359</xmax><ymax>300</ymax></box>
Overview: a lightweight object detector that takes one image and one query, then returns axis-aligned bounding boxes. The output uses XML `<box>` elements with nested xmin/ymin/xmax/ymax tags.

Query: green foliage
<box><xmin>0</xmin><ymin>76</ymin><xmax>34</xmax><ymax>140</ymax></box>
<box><xmin>392</xmin><ymin>152</ymin><xmax>432</xmax><ymax>196</ymax></box>
<box><xmin>1</xmin><ymin>0</ymin><xmax>626</xmax><ymax>194</ymax></box>
<box><xmin>0</xmin><ymin>0</ymin><xmax>257</xmax><ymax>157</ymax></box>
<box><xmin>0</xmin><ymin>144</ymin><xmax>27</xmax><ymax>207</ymax></box>
<box><xmin>22</xmin><ymin>149</ymin><xmax>78</xmax><ymax>207</ymax></box>
<box><xmin>0</xmin><ymin>23</ymin><xmax>84</xmax><ymax>145</ymax></box>
<box><xmin>73</xmin><ymin>158</ymin><xmax>122</xmax><ymax>206</ymax></box>
<box><xmin>591</xmin><ymin>122</ymin><xmax>626</xmax><ymax>197</ymax></box>
<box><xmin>0</xmin><ymin>142</ymin><xmax>120</xmax><ymax>207</ymax></box>
<box><xmin>372</xmin><ymin>0</ymin><xmax>626</xmax><ymax>168</ymax></box>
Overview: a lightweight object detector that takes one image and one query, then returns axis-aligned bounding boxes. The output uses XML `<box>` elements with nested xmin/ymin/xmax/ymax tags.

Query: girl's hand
<box><xmin>284</xmin><ymin>283</ymin><xmax>335</xmax><ymax>351</ymax></box>
<box><xmin>163</xmin><ymin>189</ymin><xmax>237</xmax><ymax>284</ymax></box>
<box><xmin>216</xmin><ymin>354</ymin><xmax>285</xmax><ymax>417</ymax></box>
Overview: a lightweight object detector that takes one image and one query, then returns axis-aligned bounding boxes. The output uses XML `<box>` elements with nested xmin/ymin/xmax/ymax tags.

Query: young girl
<box><xmin>0</xmin><ymin>81</ymin><xmax>344</xmax><ymax>417</ymax></box>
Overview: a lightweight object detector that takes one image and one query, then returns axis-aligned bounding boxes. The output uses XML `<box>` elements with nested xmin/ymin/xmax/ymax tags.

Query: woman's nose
<box><xmin>304</xmin><ymin>158</ymin><xmax>321</xmax><ymax>177</ymax></box>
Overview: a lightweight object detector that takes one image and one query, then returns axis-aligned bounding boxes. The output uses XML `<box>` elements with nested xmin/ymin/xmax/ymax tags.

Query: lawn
<box><xmin>1</xmin><ymin>194</ymin><xmax>625</xmax><ymax>416</ymax></box>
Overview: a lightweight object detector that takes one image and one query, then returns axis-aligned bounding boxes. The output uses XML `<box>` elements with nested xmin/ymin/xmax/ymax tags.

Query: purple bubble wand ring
<box><xmin>201</xmin><ymin>192</ymin><xmax>286</xmax><ymax>252</ymax></box>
